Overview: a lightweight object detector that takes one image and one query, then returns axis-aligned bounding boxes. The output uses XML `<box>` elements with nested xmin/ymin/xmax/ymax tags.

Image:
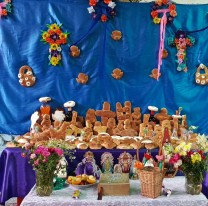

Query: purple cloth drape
<box><xmin>0</xmin><ymin>148</ymin><xmax>207</xmax><ymax>205</ymax></box>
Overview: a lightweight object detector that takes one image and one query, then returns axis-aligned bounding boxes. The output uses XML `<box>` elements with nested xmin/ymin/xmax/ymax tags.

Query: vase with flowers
<box><xmin>21</xmin><ymin>140</ymin><xmax>74</xmax><ymax>196</ymax></box>
<box><xmin>169</xmin><ymin>135</ymin><xmax>208</xmax><ymax>195</ymax></box>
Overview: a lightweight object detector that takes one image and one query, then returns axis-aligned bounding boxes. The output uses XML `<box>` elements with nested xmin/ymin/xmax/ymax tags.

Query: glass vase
<box><xmin>185</xmin><ymin>174</ymin><xmax>202</xmax><ymax>195</ymax></box>
<box><xmin>35</xmin><ymin>170</ymin><xmax>54</xmax><ymax>196</ymax></box>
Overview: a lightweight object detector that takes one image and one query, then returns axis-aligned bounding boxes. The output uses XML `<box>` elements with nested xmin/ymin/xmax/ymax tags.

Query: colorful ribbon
<box><xmin>156</xmin><ymin>9</ymin><xmax>170</xmax><ymax>81</ymax></box>
<box><xmin>0</xmin><ymin>2</ymin><xmax>7</xmax><ymax>19</ymax></box>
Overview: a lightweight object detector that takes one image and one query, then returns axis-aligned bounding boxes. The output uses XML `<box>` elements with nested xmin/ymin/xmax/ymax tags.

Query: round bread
<box><xmin>130</xmin><ymin>143</ymin><xmax>138</xmax><ymax>149</ymax></box>
<box><xmin>74</xmin><ymin>140</ymin><xmax>87</xmax><ymax>146</ymax></box>
<box><xmin>113</xmin><ymin>138</ymin><xmax>120</xmax><ymax>145</ymax></box>
<box><xmin>63</xmin><ymin>101</ymin><xmax>75</xmax><ymax>108</ymax></box>
<box><xmin>16</xmin><ymin>136</ymin><xmax>24</xmax><ymax>141</ymax></box>
<box><xmin>117</xmin><ymin>144</ymin><xmax>133</xmax><ymax>150</ymax></box>
<box><xmin>77</xmin><ymin>143</ymin><xmax>88</xmax><ymax>150</ymax></box>
<box><xmin>17</xmin><ymin>138</ymin><xmax>29</xmax><ymax>144</ymax></box>
<box><xmin>98</xmin><ymin>133</ymin><xmax>112</xmax><ymax>142</ymax></box>
<box><xmin>145</xmin><ymin>143</ymin><xmax>157</xmax><ymax>150</ymax></box>
<box><xmin>89</xmin><ymin>142</ymin><xmax>102</xmax><ymax>149</ymax></box>
<box><xmin>102</xmin><ymin>142</ymin><xmax>117</xmax><ymax>149</ymax></box>
<box><xmin>39</xmin><ymin>97</ymin><xmax>51</xmax><ymax>102</ymax></box>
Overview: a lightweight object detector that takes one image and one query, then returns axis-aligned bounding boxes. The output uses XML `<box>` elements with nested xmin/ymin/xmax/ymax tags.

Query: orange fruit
<box><xmin>72</xmin><ymin>180</ymin><xmax>81</xmax><ymax>185</ymax></box>
<box><xmin>87</xmin><ymin>178</ymin><xmax>96</xmax><ymax>184</ymax></box>
<box><xmin>76</xmin><ymin>175</ymin><xmax>82</xmax><ymax>178</ymax></box>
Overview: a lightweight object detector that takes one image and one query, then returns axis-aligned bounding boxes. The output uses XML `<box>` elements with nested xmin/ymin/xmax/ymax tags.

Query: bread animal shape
<box><xmin>83</xmin><ymin>120</ymin><xmax>93</xmax><ymax>132</ymax></box>
<box><xmin>41</xmin><ymin>114</ymin><xmax>51</xmax><ymax>131</ymax></box>
<box><xmin>71</xmin><ymin>111</ymin><xmax>78</xmax><ymax>126</ymax></box>
<box><xmin>132</xmin><ymin>108</ymin><xmax>141</xmax><ymax>122</ymax></box>
<box><xmin>149</xmin><ymin>69</ymin><xmax>161</xmax><ymax>80</ymax></box>
<box><xmin>111</xmin><ymin>30</ymin><xmax>122</xmax><ymax>41</ymax></box>
<box><xmin>69</xmin><ymin>45</ymin><xmax>80</xmax><ymax>58</ymax></box>
<box><xmin>95</xmin><ymin>102</ymin><xmax>116</xmax><ymax>126</ymax></box>
<box><xmin>124</xmin><ymin>119</ymin><xmax>131</xmax><ymax>130</ymax></box>
<box><xmin>70</xmin><ymin>125</ymin><xmax>82</xmax><ymax>137</ymax></box>
<box><xmin>50</xmin><ymin>122</ymin><xmax>71</xmax><ymax>140</ymax></box>
<box><xmin>76</xmin><ymin>116</ymin><xmax>84</xmax><ymax>126</ymax></box>
<box><xmin>162</xmin><ymin>49</ymin><xmax>168</xmax><ymax>58</ymax></box>
<box><xmin>112</xmin><ymin>68</ymin><xmax>123</xmax><ymax>80</ymax></box>
<box><xmin>116</xmin><ymin>101</ymin><xmax>132</xmax><ymax>121</ymax></box>
<box><xmin>143</xmin><ymin>114</ymin><xmax>150</xmax><ymax>125</ymax></box>
<box><xmin>154</xmin><ymin>108</ymin><xmax>172</xmax><ymax>121</ymax></box>
<box><xmin>85</xmin><ymin>109</ymin><xmax>97</xmax><ymax>125</ymax></box>
<box><xmin>76</xmin><ymin>73</ymin><xmax>88</xmax><ymax>84</ymax></box>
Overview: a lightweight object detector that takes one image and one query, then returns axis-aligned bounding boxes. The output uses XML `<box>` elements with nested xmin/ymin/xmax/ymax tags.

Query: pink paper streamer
<box><xmin>0</xmin><ymin>2</ymin><xmax>7</xmax><ymax>19</ymax></box>
<box><xmin>156</xmin><ymin>9</ymin><xmax>170</xmax><ymax>81</ymax></box>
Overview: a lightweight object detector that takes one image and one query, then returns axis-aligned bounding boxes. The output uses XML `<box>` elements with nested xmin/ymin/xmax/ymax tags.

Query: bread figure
<box><xmin>76</xmin><ymin>116</ymin><xmax>84</xmax><ymax>126</ymax></box>
<box><xmin>139</xmin><ymin>123</ymin><xmax>146</xmax><ymax>137</ymax></box>
<box><xmin>149</xmin><ymin>69</ymin><xmax>161</xmax><ymax>80</ymax></box>
<box><xmin>41</xmin><ymin>114</ymin><xmax>51</xmax><ymax>131</ymax></box>
<box><xmin>147</xmin><ymin>125</ymin><xmax>153</xmax><ymax>137</ymax></box>
<box><xmin>132</xmin><ymin>108</ymin><xmax>141</xmax><ymax>121</ymax></box>
<box><xmin>95</xmin><ymin>102</ymin><xmax>116</xmax><ymax>126</ymax></box>
<box><xmin>70</xmin><ymin>125</ymin><xmax>82</xmax><ymax>137</ymax></box>
<box><xmin>76</xmin><ymin>73</ymin><xmax>88</xmax><ymax>84</ymax></box>
<box><xmin>71</xmin><ymin>111</ymin><xmax>78</xmax><ymax>126</ymax></box>
<box><xmin>107</xmin><ymin>118</ymin><xmax>116</xmax><ymax>136</ymax></box>
<box><xmin>182</xmin><ymin>115</ymin><xmax>188</xmax><ymax>129</ymax></box>
<box><xmin>143</xmin><ymin>114</ymin><xmax>150</xmax><ymax>125</ymax></box>
<box><xmin>93</xmin><ymin>121</ymin><xmax>102</xmax><ymax>135</ymax></box>
<box><xmin>154</xmin><ymin>108</ymin><xmax>171</xmax><ymax>121</ymax></box>
<box><xmin>111</xmin><ymin>30</ymin><xmax>122</xmax><ymax>41</ymax></box>
<box><xmin>124</xmin><ymin>119</ymin><xmax>131</xmax><ymax>130</ymax></box>
<box><xmin>120</xmin><ymin>128</ymin><xmax>137</xmax><ymax>137</ymax></box>
<box><xmin>85</xmin><ymin>109</ymin><xmax>97</xmax><ymax>125</ymax></box>
<box><xmin>69</xmin><ymin>45</ymin><xmax>80</xmax><ymax>58</ymax></box>
<box><xmin>94</xmin><ymin>125</ymin><xmax>107</xmax><ymax>134</ymax></box>
<box><xmin>162</xmin><ymin>49</ymin><xmax>168</xmax><ymax>58</ymax></box>
<box><xmin>76</xmin><ymin>122</ymin><xmax>84</xmax><ymax>128</ymax></box>
<box><xmin>83</xmin><ymin>120</ymin><xmax>93</xmax><ymax>132</ymax></box>
<box><xmin>112</xmin><ymin>68</ymin><xmax>123</xmax><ymax>80</ymax></box>
<box><xmin>117</xmin><ymin>121</ymin><xmax>124</xmax><ymax>131</ymax></box>
<box><xmin>116</xmin><ymin>101</ymin><xmax>132</xmax><ymax>121</ymax></box>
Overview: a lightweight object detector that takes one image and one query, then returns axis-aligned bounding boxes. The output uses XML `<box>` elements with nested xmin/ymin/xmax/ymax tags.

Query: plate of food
<box><xmin>66</xmin><ymin>174</ymin><xmax>98</xmax><ymax>189</ymax></box>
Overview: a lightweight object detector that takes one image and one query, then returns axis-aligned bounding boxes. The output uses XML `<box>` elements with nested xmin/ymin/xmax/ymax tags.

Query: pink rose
<box><xmin>34</xmin><ymin>161</ymin><xmax>39</xmax><ymax>165</ymax></box>
<box><xmin>49</xmin><ymin>148</ymin><xmax>56</xmax><ymax>153</ymax></box>
<box><xmin>55</xmin><ymin>148</ymin><xmax>63</xmax><ymax>157</ymax></box>
<box><xmin>21</xmin><ymin>153</ymin><xmax>27</xmax><ymax>158</ymax></box>
<box><xmin>30</xmin><ymin>153</ymin><xmax>36</xmax><ymax>159</ymax></box>
<box><xmin>173</xmin><ymin>153</ymin><xmax>180</xmax><ymax>161</ymax></box>
<box><xmin>44</xmin><ymin>159</ymin><xmax>48</xmax><ymax>163</ymax></box>
<box><xmin>41</xmin><ymin>151</ymin><xmax>50</xmax><ymax>158</ymax></box>
<box><xmin>169</xmin><ymin>158</ymin><xmax>176</xmax><ymax>164</ymax></box>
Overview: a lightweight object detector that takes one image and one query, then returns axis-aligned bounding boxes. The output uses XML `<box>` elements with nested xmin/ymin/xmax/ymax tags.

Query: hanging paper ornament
<box><xmin>40</xmin><ymin>23</ymin><xmax>71</xmax><ymax>66</ymax></box>
<box><xmin>168</xmin><ymin>30</ymin><xmax>195</xmax><ymax>72</ymax></box>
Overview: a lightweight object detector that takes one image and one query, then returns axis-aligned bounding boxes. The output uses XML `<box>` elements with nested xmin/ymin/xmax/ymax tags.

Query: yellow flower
<box><xmin>59</xmin><ymin>33</ymin><xmax>67</xmax><ymax>39</ymax></box>
<box><xmin>50</xmin><ymin>23</ymin><xmax>59</xmax><ymax>31</ymax></box>
<box><xmin>42</xmin><ymin>32</ymin><xmax>49</xmax><ymax>40</ymax></box>
<box><xmin>184</xmin><ymin>144</ymin><xmax>191</xmax><ymax>152</ymax></box>
<box><xmin>51</xmin><ymin>57</ymin><xmax>59</xmax><ymax>66</ymax></box>
<box><xmin>179</xmin><ymin>142</ymin><xmax>185</xmax><ymax>147</ymax></box>
<box><xmin>51</xmin><ymin>44</ymin><xmax>58</xmax><ymax>50</ymax></box>
<box><xmin>153</xmin><ymin>17</ymin><xmax>161</xmax><ymax>24</ymax></box>
<box><xmin>174</xmin><ymin>147</ymin><xmax>178</xmax><ymax>153</ymax></box>
<box><xmin>179</xmin><ymin>151</ymin><xmax>186</xmax><ymax>156</ymax></box>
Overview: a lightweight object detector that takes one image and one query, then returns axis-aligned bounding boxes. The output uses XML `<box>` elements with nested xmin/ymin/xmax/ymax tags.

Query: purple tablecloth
<box><xmin>0</xmin><ymin>148</ymin><xmax>207</xmax><ymax>205</ymax></box>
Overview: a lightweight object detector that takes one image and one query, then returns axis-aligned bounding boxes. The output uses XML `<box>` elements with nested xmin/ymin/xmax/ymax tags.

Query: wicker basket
<box><xmin>138</xmin><ymin>167</ymin><xmax>167</xmax><ymax>199</ymax></box>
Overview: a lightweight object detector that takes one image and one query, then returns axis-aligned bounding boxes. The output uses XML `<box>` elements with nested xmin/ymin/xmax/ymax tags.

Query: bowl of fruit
<box><xmin>67</xmin><ymin>174</ymin><xmax>97</xmax><ymax>189</ymax></box>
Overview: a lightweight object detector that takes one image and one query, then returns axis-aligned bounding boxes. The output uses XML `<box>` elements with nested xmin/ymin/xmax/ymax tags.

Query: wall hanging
<box><xmin>111</xmin><ymin>30</ymin><xmax>122</xmax><ymax>41</ymax></box>
<box><xmin>69</xmin><ymin>45</ymin><xmax>80</xmax><ymax>58</ymax></box>
<box><xmin>76</xmin><ymin>73</ymin><xmax>89</xmax><ymax>84</ymax></box>
<box><xmin>112</xmin><ymin>68</ymin><xmax>123</xmax><ymax>80</ymax></box>
<box><xmin>168</xmin><ymin>30</ymin><xmax>195</xmax><ymax>72</ymax></box>
<box><xmin>195</xmin><ymin>64</ymin><xmax>208</xmax><ymax>85</ymax></box>
<box><xmin>18</xmin><ymin>66</ymin><xmax>36</xmax><ymax>87</ymax></box>
<box><xmin>0</xmin><ymin>0</ymin><xmax>12</xmax><ymax>18</ymax></box>
<box><xmin>41</xmin><ymin>23</ymin><xmax>71</xmax><ymax>66</ymax></box>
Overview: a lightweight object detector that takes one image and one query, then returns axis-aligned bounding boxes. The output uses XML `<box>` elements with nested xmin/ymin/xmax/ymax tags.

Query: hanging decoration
<box><xmin>111</xmin><ymin>31</ymin><xmax>122</xmax><ymax>41</ymax></box>
<box><xmin>150</xmin><ymin>0</ymin><xmax>177</xmax><ymax>81</ymax></box>
<box><xmin>168</xmin><ymin>30</ymin><xmax>195</xmax><ymax>72</ymax></box>
<box><xmin>87</xmin><ymin>0</ymin><xmax>117</xmax><ymax>22</ymax></box>
<box><xmin>69</xmin><ymin>45</ymin><xmax>80</xmax><ymax>58</ymax></box>
<box><xmin>40</xmin><ymin>23</ymin><xmax>71</xmax><ymax>66</ymax></box>
<box><xmin>18</xmin><ymin>66</ymin><xmax>36</xmax><ymax>87</ymax></box>
<box><xmin>195</xmin><ymin>64</ymin><xmax>208</xmax><ymax>85</ymax></box>
<box><xmin>1</xmin><ymin>0</ymin><xmax>12</xmax><ymax>18</ymax></box>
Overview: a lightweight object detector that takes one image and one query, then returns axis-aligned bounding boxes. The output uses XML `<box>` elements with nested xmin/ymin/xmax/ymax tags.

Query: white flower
<box><xmin>191</xmin><ymin>126</ymin><xmax>197</xmax><ymax>129</ymax></box>
<box><xmin>26</xmin><ymin>82</ymin><xmax>31</xmax><ymax>86</ymax></box>
<box><xmin>196</xmin><ymin>79</ymin><xmax>200</xmax><ymax>83</ymax></box>
<box><xmin>18</xmin><ymin>73</ymin><xmax>22</xmax><ymax>78</ymax></box>
<box><xmin>32</xmin><ymin>77</ymin><xmax>36</xmax><ymax>81</ymax></box>
<box><xmin>200</xmin><ymin>64</ymin><xmax>204</xmax><ymax>69</ymax></box>
<box><xmin>87</xmin><ymin>6</ymin><xmax>95</xmax><ymax>14</ymax></box>
<box><xmin>196</xmin><ymin>73</ymin><xmax>200</xmax><ymax>77</ymax></box>
<box><xmin>25</xmin><ymin>77</ymin><xmax>28</xmax><ymax>81</ymax></box>
<box><xmin>108</xmin><ymin>1</ymin><xmax>116</xmax><ymax>8</ymax></box>
<box><xmin>201</xmin><ymin>80</ymin><xmax>205</xmax><ymax>85</ymax></box>
<box><xmin>19</xmin><ymin>79</ymin><xmax>23</xmax><ymax>83</ymax></box>
<box><xmin>27</xmin><ymin>71</ymin><xmax>32</xmax><ymax>75</ymax></box>
<box><xmin>57</xmin><ymin>47</ymin><xmax>62</xmax><ymax>52</ymax></box>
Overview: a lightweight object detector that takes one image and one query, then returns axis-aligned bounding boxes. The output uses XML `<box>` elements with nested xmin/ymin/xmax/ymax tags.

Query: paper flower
<box><xmin>144</xmin><ymin>153</ymin><xmax>152</xmax><ymax>160</ymax></box>
<box><xmin>101</xmin><ymin>14</ymin><xmax>108</xmax><ymax>22</ymax></box>
<box><xmin>108</xmin><ymin>1</ymin><xmax>116</xmax><ymax>8</ymax></box>
<box><xmin>167</xmin><ymin>15</ymin><xmax>174</xmax><ymax>24</ymax></box>
<box><xmin>51</xmin><ymin>44</ymin><xmax>58</xmax><ymax>50</ymax></box>
<box><xmin>170</xmin><ymin>10</ymin><xmax>177</xmax><ymax>17</ymax></box>
<box><xmin>89</xmin><ymin>0</ymin><xmax>97</xmax><ymax>6</ymax></box>
<box><xmin>50</xmin><ymin>23</ymin><xmax>59</xmax><ymax>31</ymax></box>
<box><xmin>87</xmin><ymin>6</ymin><xmax>95</xmax><ymax>14</ymax></box>
<box><xmin>151</xmin><ymin>3</ymin><xmax>159</xmax><ymax>11</ymax></box>
<box><xmin>151</xmin><ymin>11</ymin><xmax>158</xmax><ymax>18</ymax></box>
<box><xmin>162</xmin><ymin>0</ymin><xmax>167</xmax><ymax>5</ymax></box>
<box><xmin>169</xmin><ymin>4</ymin><xmax>176</xmax><ymax>11</ymax></box>
<box><xmin>51</xmin><ymin>57</ymin><xmax>59</xmax><ymax>66</ymax></box>
<box><xmin>153</xmin><ymin>17</ymin><xmax>161</xmax><ymax>24</ymax></box>
<box><xmin>155</xmin><ymin>0</ymin><xmax>162</xmax><ymax>6</ymax></box>
<box><xmin>110</xmin><ymin>8</ymin><xmax>117</xmax><ymax>16</ymax></box>
<box><xmin>156</xmin><ymin>155</ymin><xmax>163</xmax><ymax>161</ymax></box>
<box><xmin>91</xmin><ymin>12</ymin><xmax>98</xmax><ymax>20</ymax></box>
<box><xmin>57</xmin><ymin>47</ymin><xmax>62</xmax><ymax>52</ymax></box>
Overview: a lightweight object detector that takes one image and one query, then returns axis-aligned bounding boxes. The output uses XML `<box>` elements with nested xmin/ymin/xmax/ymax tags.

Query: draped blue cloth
<box><xmin>0</xmin><ymin>1</ymin><xmax>208</xmax><ymax>134</ymax></box>
<box><xmin>0</xmin><ymin>148</ymin><xmax>207</xmax><ymax>205</ymax></box>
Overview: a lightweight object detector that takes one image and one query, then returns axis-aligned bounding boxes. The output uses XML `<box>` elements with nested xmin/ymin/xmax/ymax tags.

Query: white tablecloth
<box><xmin>21</xmin><ymin>176</ymin><xmax>208</xmax><ymax>206</ymax></box>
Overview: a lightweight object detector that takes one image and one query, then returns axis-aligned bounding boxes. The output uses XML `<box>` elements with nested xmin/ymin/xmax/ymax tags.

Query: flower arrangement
<box><xmin>1</xmin><ymin>0</ymin><xmax>12</xmax><ymax>17</ymax></box>
<box><xmin>170</xmin><ymin>140</ymin><xmax>208</xmax><ymax>192</ymax></box>
<box><xmin>151</xmin><ymin>0</ymin><xmax>177</xmax><ymax>25</ymax></box>
<box><xmin>168</xmin><ymin>30</ymin><xmax>195</xmax><ymax>72</ymax></box>
<box><xmin>87</xmin><ymin>0</ymin><xmax>116</xmax><ymax>22</ymax></box>
<box><xmin>40</xmin><ymin>23</ymin><xmax>71</xmax><ymax>66</ymax></box>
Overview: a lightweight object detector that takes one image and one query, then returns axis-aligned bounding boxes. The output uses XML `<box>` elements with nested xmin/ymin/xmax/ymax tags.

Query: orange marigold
<box><xmin>170</xmin><ymin>10</ymin><xmax>177</xmax><ymax>17</ymax></box>
<box><xmin>151</xmin><ymin>11</ymin><xmax>158</xmax><ymax>19</ymax></box>
<box><xmin>2</xmin><ymin>9</ymin><xmax>7</xmax><ymax>16</ymax></box>
<box><xmin>48</xmin><ymin>30</ymin><xmax>54</xmax><ymax>35</ymax></box>
<box><xmin>101</xmin><ymin>14</ymin><xmax>108</xmax><ymax>22</ymax></box>
<box><xmin>174</xmin><ymin>39</ymin><xmax>179</xmax><ymax>44</ymax></box>
<box><xmin>186</xmin><ymin>39</ymin><xmax>190</xmax><ymax>44</ymax></box>
<box><xmin>155</xmin><ymin>0</ymin><xmax>162</xmax><ymax>6</ymax></box>
<box><xmin>45</xmin><ymin>37</ymin><xmax>51</xmax><ymax>43</ymax></box>
<box><xmin>104</xmin><ymin>0</ymin><xmax>111</xmax><ymax>4</ymax></box>
<box><xmin>49</xmin><ymin>39</ymin><xmax>55</xmax><ymax>45</ymax></box>
<box><xmin>61</xmin><ymin>38</ymin><xmax>67</xmax><ymax>44</ymax></box>
<box><xmin>179</xmin><ymin>55</ymin><xmax>184</xmax><ymax>60</ymax></box>
<box><xmin>169</xmin><ymin>4</ymin><xmax>176</xmax><ymax>11</ymax></box>
<box><xmin>56</xmin><ymin>39</ymin><xmax>62</xmax><ymax>45</ymax></box>
<box><xmin>162</xmin><ymin>0</ymin><xmax>167</xmax><ymax>5</ymax></box>
<box><xmin>89</xmin><ymin>0</ymin><xmax>97</xmax><ymax>6</ymax></box>
<box><xmin>55</xmin><ymin>29</ymin><xmax>62</xmax><ymax>35</ymax></box>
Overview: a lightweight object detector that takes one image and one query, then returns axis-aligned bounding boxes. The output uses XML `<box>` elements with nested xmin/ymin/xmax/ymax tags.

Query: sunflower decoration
<box><xmin>40</xmin><ymin>23</ymin><xmax>71</xmax><ymax>66</ymax></box>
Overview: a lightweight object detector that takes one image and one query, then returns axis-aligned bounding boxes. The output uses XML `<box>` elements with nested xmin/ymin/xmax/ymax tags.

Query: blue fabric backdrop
<box><xmin>0</xmin><ymin>0</ymin><xmax>208</xmax><ymax>135</ymax></box>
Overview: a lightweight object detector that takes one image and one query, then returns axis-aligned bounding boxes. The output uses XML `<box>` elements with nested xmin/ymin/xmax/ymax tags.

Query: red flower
<box><xmin>104</xmin><ymin>0</ymin><xmax>111</xmax><ymax>4</ymax></box>
<box><xmin>181</xmin><ymin>46</ymin><xmax>187</xmax><ymax>50</ymax></box>
<box><xmin>202</xmin><ymin>156</ymin><xmax>205</xmax><ymax>160</ymax></box>
<box><xmin>179</xmin><ymin>55</ymin><xmax>184</xmax><ymax>60</ymax></box>
<box><xmin>174</xmin><ymin>39</ymin><xmax>179</xmax><ymax>44</ymax></box>
<box><xmin>101</xmin><ymin>14</ymin><xmax>108</xmax><ymax>22</ymax></box>
<box><xmin>178</xmin><ymin>166</ymin><xmax>182</xmax><ymax>171</ymax></box>
<box><xmin>151</xmin><ymin>11</ymin><xmax>158</xmax><ymax>19</ymax></box>
<box><xmin>162</xmin><ymin>0</ymin><xmax>167</xmax><ymax>5</ymax></box>
<box><xmin>21</xmin><ymin>153</ymin><xmax>27</xmax><ymax>158</ymax></box>
<box><xmin>61</xmin><ymin>38</ymin><xmax>67</xmax><ymax>44</ymax></box>
<box><xmin>45</xmin><ymin>37</ymin><xmax>51</xmax><ymax>43</ymax></box>
<box><xmin>189</xmin><ymin>43</ymin><xmax>193</xmax><ymax>46</ymax></box>
<box><xmin>55</xmin><ymin>29</ymin><xmax>62</xmax><ymax>35</ymax></box>
<box><xmin>169</xmin><ymin>4</ymin><xmax>176</xmax><ymax>11</ymax></box>
<box><xmin>187</xmin><ymin>151</ymin><xmax>194</xmax><ymax>157</ymax></box>
<box><xmin>186</xmin><ymin>39</ymin><xmax>190</xmax><ymax>44</ymax></box>
<box><xmin>49</xmin><ymin>39</ymin><xmax>55</xmax><ymax>45</ymax></box>
<box><xmin>48</xmin><ymin>30</ymin><xmax>54</xmax><ymax>35</ymax></box>
<box><xmin>89</xmin><ymin>0</ymin><xmax>97</xmax><ymax>6</ymax></box>
<box><xmin>49</xmin><ymin>148</ymin><xmax>56</xmax><ymax>153</ymax></box>
<box><xmin>144</xmin><ymin>153</ymin><xmax>152</xmax><ymax>160</ymax></box>
<box><xmin>2</xmin><ymin>9</ymin><xmax>7</xmax><ymax>16</ymax></box>
<box><xmin>56</xmin><ymin>39</ymin><xmax>62</xmax><ymax>45</ymax></box>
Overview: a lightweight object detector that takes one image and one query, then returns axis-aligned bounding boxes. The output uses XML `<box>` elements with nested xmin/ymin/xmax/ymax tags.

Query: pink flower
<box><xmin>44</xmin><ymin>159</ymin><xmax>48</xmax><ymax>163</ymax></box>
<box><xmin>169</xmin><ymin>158</ymin><xmax>175</xmax><ymax>164</ymax></box>
<box><xmin>21</xmin><ymin>153</ymin><xmax>27</xmax><ymax>158</ymax></box>
<box><xmin>55</xmin><ymin>148</ymin><xmax>64</xmax><ymax>157</ymax></box>
<box><xmin>173</xmin><ymin>153</ymin><xmax>180</xmax><ymax>161</ymax></box>
<box><xmin>30</xmin><ymin>153</ymin><xmax>36</xmax><ymax>159</ymax></box>
<box><xmin>5</xmin><ymin>0</ymin><xmax>11</xmax><ymax>3</ymax></box>
<box><xmin>156</xmin><ymin>155</ymin><xmax>163</xmax><ymax>161</ymax></box>
<box><xmin>41</xmin><ymin>151</ymin><xmax>50</xmax><ymax>158</ymax></box>
<box><xmin>34</xmin><ymin>161</ymin><xmax>39</xmax><ymax>165</ymax></box>
<box><xmin>49</xmin><ymin>148</ymin><xmax>56</xmax><ymax>153</ymax></box>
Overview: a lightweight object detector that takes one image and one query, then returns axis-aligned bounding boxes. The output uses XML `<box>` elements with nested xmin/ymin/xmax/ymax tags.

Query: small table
<box><xmin>21</xmin><ymin>177</ymin><xmax>208</xmax><ymax>206</ymax></box>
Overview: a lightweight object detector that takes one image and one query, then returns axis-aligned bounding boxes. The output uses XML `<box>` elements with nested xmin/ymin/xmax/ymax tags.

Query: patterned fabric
<box><xmin>21</xmin><ymin>177</ymin><xmax>208</xmax><ymax>206</ymax></box>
